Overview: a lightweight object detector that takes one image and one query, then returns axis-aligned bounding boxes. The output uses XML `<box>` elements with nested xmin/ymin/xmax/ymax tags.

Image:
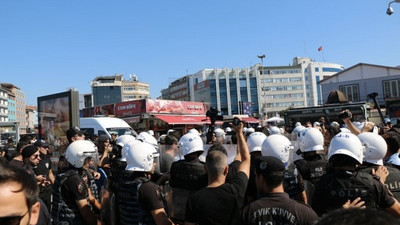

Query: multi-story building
<box><xmin>91</xmin><ymin>74</ymin><xmax>150</xmax><ymax>106</ymax></box>
<box><xmin>161</xmin><ymin>57</ymin><xmax>343</xmax><ymax>117</ymax></box>
<box><xmin>0</xmin><ymin>86</ymin><xmax>8</xmax><ymax>122</ymax></box>
<box><xmin>260</xmin><ymin>57</ymin><xmax>344</xmax><ymax>116</ymax></box>
<box><xmin>190</xmin><ymin>67</ymin><xmax>259</xmax><ymax>116</ymax></box>
<box><xmin>1</xmin><ymin>83</ymin><xmax>26</xmax><ymax>133</ymax></box>
<box><xmin>25</xmin><ymin>105</ymin><xmax>37</xmax><ymax>133</ymax></box>
<box><xmin>7</xmin><ymin>92</ymin><xmax>16</xmax><ymax>122</ymax></box>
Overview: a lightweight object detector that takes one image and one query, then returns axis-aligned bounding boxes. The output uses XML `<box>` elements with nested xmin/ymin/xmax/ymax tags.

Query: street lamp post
<box><xmin>257</xmin><ymin>54</ymin><xmax>266</xmax><ymax>75</ymax></box>
<box><xmin>257</xmin><ymin>54</ymin><xmax>266</xmax><ymax>66</ymax></box>
<box><xmin>387</xmin><ymin>0</ymin><xmax>400</xmax><ymax>15</ymax></box>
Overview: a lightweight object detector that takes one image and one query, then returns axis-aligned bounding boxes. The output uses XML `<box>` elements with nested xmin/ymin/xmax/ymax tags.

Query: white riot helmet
<box><xmin>295</xmin><ymin>122</ymin><xmax>302</xmax><ymax>127</ymax></box>
<box><xmin>247</xmin><ymin>127</ymin><xmax>255</xmax><ymax>134</ymax></box>
<box><xmin>137</xmin><ymin>132</ymin><xmax>158</xmax><ymax>149</ymax></box>
<box><xmin>340</xmin><ymin>127</ymin><xmax>351</xmax><ymax>133</ymax></box>
<box><xmin>387</xmin><ymin>153</ymin><xmax>400</xmax><ymax>166</ymax></box>
<box><xmin>298</xmin><ymin>127</ymin><xmax>324</xmax><ymax>152</ymax></box>
<box><xmin>269</xmin><ymin>126</ymin><xmax>281</xmax><ymax>135</ymax></box>
<box><xmin>225</xmin><ymin>127</ymin><xmax>232</xmax><ymax>133</ymax></box>
<box><xmin>243</xmin><ymin>127</ymin><xmax>248</xmax><ymax>134</ymax></box>
<box><xmin>179</xmin><ymin>133</ymin><xmax>204</xmax><ymax>156</ymax></box>
<box><xmin>66</xmin><ymin>140</ymin><xmax>98</xmax><ymax>168</ymax></box>
<box><xmin>121</xmin><ymin>139</ymin><xmax>140</xmax><ymax>162</ymax></box>
<box><xmin>262</xmin><ymin>134</ymin><xmax>294</xmax><ymax>163</ymax></box>
<box><xmin>328</xmin><ymin>133</ymin><xmax>364</xmax><ymax>164</ymax></box>
<box><xmin>125</xmin><ymin>141</ymin><xmax>158</xmax><ymax>172</ymax></box>
<box><xmin>313</xmin><ymin>122</ymin><xmax>321</xmax><ymax>127</ymax></box>
<box><xmin>358</xmin><ymin>132</ymin><xmax>387</xmax><ymax>166</ymax></box>
<box><xmin>188</xmin><ymin>128</ymin><xmax>200</xmax><ymax>136</ymax></box>
<box><xmin>247</xmin><ymin>132</ymin><xmax>267</xmax><ymax>153</ymax></box>
<box><xmin>330</xmin><ymin>121</ymin><xmax>340</xmax><ymax>128</ymax></box>
<box><xmin>213</xmin><ymin>128</ymin><xmax>225</xmax><ymax>137</ymax></box>
<box><xmin>147</xmin><ymin>130</ymin><xmax>154</xmax><ymax>136</ymax></box>
<box><xmin>116</xmin><ymin>135</ymin><xmax>136</xmax><ymax>148</ymax></box>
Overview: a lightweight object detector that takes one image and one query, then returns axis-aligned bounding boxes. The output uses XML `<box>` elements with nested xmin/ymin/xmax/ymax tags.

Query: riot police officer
<box><xmin>294</xmin><ymin>127</ymin><xmax>328</xmax><ymax>205</ymax></box>
<box><xmin>312</xmin><ymin>133</ymin><xmax>400</xmax><ymax>217</ymax></box>
<box><xmin>52</xmin><ymin>140</ymin><xmax>101</xmax><ymax>225</ymax></box>
<box><xmin>357</xmin><ymin>132</ymin><xmax>400</xmax><ymax>201</ymax></box>
<box><xmin>116</xmin><ymin>141</ymin><xmax>173</xmax><ymax>225</ymax></box>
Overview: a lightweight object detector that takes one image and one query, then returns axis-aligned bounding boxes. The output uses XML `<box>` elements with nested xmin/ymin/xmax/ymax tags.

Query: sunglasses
<box><xmin>32</xmin><ymin>154</ymin><xmax>40</xmax><ymax>159</ymax></box>
<box><xmin>0</xmin><ymin>210</ymin><xmax>29</xmax><ymax>225</ymax></box>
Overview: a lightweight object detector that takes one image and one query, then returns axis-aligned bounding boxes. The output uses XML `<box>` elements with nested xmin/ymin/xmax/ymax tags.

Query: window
<box><xmin>339</xmin><ymin>84</ymin><xmax>360</xmax><ymax>101</ymax></box>
<box><xmin>322</xmin><ymin>67</ymin><xmax>343</xmax><ymax>73</ymax></box>
<box><xmin>383</xmin><ymin>80</ymin><xmax>400</xmax><ymax>99</ymax></box>
<box><xmin>315</xmin><ymin>68</ymin><xmax>319</xmax><ymax>72</ymax></box>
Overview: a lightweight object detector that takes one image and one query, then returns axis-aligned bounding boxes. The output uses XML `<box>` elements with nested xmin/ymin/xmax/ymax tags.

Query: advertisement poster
<box><xmin>146</xmin><ymin>99</ymin><xmax>206</xmax><ymax>115</ymax></box>
<box><xmin>38</xmin><ymin>90</ymin><xmax>79</xmax><ymax>170</ymax></box>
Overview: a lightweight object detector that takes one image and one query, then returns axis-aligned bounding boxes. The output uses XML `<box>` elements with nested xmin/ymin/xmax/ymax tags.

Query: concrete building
<box><xmin>25</xmin><ymin>105</ymin><xmax>37</xmax><ymax>133</ymax></box>
<box><xmin>260</xmin><ymin>57</ymin><xmax>344</xmax><ymax>116</ymax></box>
<box><xmin>190</xmin><ymin>67</ymin><xmax>259</xmax><ymax>116</ymax></box>
<box><xmin>1</xmin><ymin>83</ymin><xmax>26</xmax><ymax>133</ymax></box>
<box><xmin>0</xmin><ymin>86</ymin><xmax>8</xmax><ymax>122</ymax></box>
<box><xmin>91</xmin><ymin>74</ymin><xmax>150</xmax><ymax>106</ymax></box>
<box><xmin>319</xmin><ymin>63</ymin><xmax>400</xmax><ymax>107</ymax></box>
<box><xmin>161</xmin><ymin>57</ymin><xmax>343</xmax><ymax>117</ymax></box>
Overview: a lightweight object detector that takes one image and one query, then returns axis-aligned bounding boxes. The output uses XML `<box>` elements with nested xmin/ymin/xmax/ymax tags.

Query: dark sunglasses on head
<box><xmin>0</xmin><ymin>210</ymin><xmax>29</xmax><ymax>225</ymax></box>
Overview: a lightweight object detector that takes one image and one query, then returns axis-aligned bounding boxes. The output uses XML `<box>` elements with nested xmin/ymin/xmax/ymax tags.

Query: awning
<box><xmin>122</xmin><ymin>116</ymin><xmax>141</xmax><ymax>123</ymax></box>
<box><xmin>241</xmin><ymin>117</ymin><xmax>261</xmax><ymax>124</ymax></box>
<box><xmin>154</xmin><ymin>114</ymin><xmax>210</xmax><ymax>125</ymax></box>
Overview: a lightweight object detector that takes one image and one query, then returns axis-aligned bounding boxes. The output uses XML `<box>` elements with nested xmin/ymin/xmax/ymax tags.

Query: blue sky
<box><xmin>1</xmin><ymin>0</ymin><xmax>399</xmax><ymax>105</ymax></box>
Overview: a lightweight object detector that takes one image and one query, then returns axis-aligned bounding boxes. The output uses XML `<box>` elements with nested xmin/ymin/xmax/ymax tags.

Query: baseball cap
<box><xmin>254</xmin><ymin>156</ymin><xmax>285</xmax><ymax>178</ymax></box>
<box><xmin>34</xmin><ymin>139</ymin><xmax>49</xmax><ymax>148</ymax></box>
<box><xmin>21</xmin><ymin>145</ymin><xmax>39</xmax><ymax>158</ymax></box>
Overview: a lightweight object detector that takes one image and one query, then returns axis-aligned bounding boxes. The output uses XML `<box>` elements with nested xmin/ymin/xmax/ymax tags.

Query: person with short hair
<box><xmin>33</xmin><ymin>140</ymin><xmax>54</xmax><ymax>210</ymax></box>
<box><xmin>241</xmin><ymin>156</ymin><xmax>319</xmax><ymax>225</ymax></box>
<box><xmin>0</xmin><ymin>160</ymin><xmax>41</xmax><ymax>225</ymax></box>
<box><xmin>184</xmin><ymin>118</ymin><xmax>250</xmax><ymax>225</ymax></box>
<box><xmin>66</xmin><ymin>126</ymin><xmax>86</xmax><ymax>144</ymax></box>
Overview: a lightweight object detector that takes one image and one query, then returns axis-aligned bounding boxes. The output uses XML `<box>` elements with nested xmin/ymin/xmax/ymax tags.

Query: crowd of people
<box><xmin>2</xmin><ymin>110</ymin><xmax>400</xmax><ymax>225</ymax></box>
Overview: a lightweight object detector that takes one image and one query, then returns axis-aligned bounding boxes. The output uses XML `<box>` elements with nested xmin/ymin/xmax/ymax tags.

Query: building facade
<box><xmin>1</xmin><ymin>83</ymin><xmax>26</xmax><ymax>133</ymax></box>
<box><xmin>161</xmin><ymin>57</ymin><xmax>343</xmax><ymax>117</ymax></box>
<box><xmin>91</xmin><ymin>74</ymin><xmax>150</xmax><ymax>106</ymax></box>
<box><xmin>319</xmin><ymin>63</ymin><xmax>400</xmax><ymax>106</ymax></box>
<box><xmin>0</xmin><ymin>87</ymin><xmax>8</xmax><ymax>122</ymax></box>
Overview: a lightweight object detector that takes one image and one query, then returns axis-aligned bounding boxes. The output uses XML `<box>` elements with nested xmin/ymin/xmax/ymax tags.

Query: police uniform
<box><xmin>52</xmin><ymin>168</ymin><xmax>90</xmax><ymax>225</ymax></box>
<box><xmin>284</xmin><ymin>169</ymin><xmax>306</xmax><ymax>201</ymax></box>
<box><xmin>359</xmin><ymin>163</ymin><xmax>400</xmax><ymax>202</ymax></box>
<box><xmin>116</xmin><ymin>170</ymin><xmax>164</xmax><ymax>225</ymax></box>
<box><xmin>312</xmin><ymin>170</ymin><xmax>395</xmax><ymax>216</ymax></box>
<box><xmin>294</xmin><ymin>155</ymin><xmax>328</xmax><ymax>184</ymax></box>
<box><xmin>169</xmin><ymin>158</ymin><xmax>207</xmax><ymax>191</ymax></box>
<box><xmin>33</xmin><ymin>153</ymin><xmax>53</xmax><ymax>210</ymax></box>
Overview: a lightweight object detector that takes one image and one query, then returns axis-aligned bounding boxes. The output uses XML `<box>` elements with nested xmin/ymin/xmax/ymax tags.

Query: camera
<box><xmin>387</xmin><ymin>6</ymin><xmax>394</xmax><ymax>15</ymax></box>
<box><xmin>338</xmin><ymin>111</ymin><xmax>351</xmax><ymax>120</ymax></box>
<box><xmin>232</xmin><ymin>117</ymin><xmax>241</xmax><ymax>126</ymax></box>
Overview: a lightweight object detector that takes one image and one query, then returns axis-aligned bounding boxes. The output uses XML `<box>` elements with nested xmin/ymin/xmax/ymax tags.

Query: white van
<box><xmin>80</xmin><ymin>117</ymin><xmax>137</xmax><ymax>139</ymax></box>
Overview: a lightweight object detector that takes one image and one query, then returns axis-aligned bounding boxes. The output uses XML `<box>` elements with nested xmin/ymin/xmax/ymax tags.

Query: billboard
<box><xmin>115</xmin><ymin>99</ymin><xmax>146</xmax><ymax>117</ymax></box>
<box><xmin>146</xmin><ymin>99</ymin><xmax>206</xmax><ymax>115</ymax></box>
<box><xmin>37</xmin><ymin>90</ymin><xmax>79</xmax><ymax>169</ymax></box>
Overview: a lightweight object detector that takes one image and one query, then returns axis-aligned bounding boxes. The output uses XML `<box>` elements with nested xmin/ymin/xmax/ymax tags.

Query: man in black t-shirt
<box><xmin>241</xmin><ymin>156</ymin><xmax>319</xmax><ymax>225</ymax></box>
<box><xmin>185</xmin><ymin>118</ymin><xmax>250</xmax><ymax>225</ymax></box>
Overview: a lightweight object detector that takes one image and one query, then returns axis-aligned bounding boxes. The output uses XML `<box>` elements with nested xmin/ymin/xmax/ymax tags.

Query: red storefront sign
<box><xmin>115</xmin><ymin>99</ymin><xmax>146</xmax><ymax>117</ymax></box>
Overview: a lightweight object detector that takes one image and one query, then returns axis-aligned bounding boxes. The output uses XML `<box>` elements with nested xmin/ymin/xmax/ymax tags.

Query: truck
<box><xmin>283</xmin><ymin>102</ymin><xmax>370</xmax><ymax>129</ymax></box>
